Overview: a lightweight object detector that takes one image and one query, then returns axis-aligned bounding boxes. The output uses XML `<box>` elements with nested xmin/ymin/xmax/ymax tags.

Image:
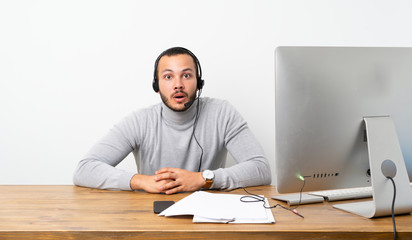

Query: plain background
<box><xmin>1</xmin><ymin>0</ymin><xmax>412</xmax><ymax>185</ymax></box>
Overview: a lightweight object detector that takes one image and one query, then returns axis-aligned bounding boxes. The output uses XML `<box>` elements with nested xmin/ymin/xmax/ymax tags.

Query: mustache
<box><xmin>171</xmin><ymin>90</ymin><xmax>188</xmax><ymax>97</ymax></box>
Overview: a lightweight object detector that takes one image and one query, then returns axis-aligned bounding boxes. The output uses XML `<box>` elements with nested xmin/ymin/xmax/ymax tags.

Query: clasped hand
<box><xmin>130</xmin><ymin>168</ymin><xmax>205</xmax><ymax>195</ymax></box>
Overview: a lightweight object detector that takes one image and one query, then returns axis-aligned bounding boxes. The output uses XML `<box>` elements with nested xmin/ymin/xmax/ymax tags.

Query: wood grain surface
<box><xmin>0</xmin><ymin>185</ymin><xmax>411</xmax><ymax>239</ymax></box>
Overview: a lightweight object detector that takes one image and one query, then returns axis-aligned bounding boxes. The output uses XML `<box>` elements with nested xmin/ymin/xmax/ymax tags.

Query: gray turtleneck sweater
<box><xmin>73</xmin><ymin>97</ymin><xmax>271</xmax><ymax>190</ymax></box>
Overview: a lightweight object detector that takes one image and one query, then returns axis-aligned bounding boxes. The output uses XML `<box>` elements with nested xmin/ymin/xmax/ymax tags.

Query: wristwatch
<box><xmin>202</xmin><ymin>170</ymin><xmax>214</xmax><ymax>189</ymax></box>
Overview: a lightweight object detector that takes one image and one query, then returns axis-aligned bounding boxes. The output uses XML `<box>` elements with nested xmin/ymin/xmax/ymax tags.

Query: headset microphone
<box><xmin>184</xmin><ymin>96</ymin><xmax>199</xmax><ymax>108</ymax></box>
<box><xmin>184</xmin><ymin>88</ymin><xmax>202</xmax><ymax>108</ymax></box>
<box><xmin>184</xmin><ymin>100</ymin><xmax>194</xmax><ymax>108</ymax></box>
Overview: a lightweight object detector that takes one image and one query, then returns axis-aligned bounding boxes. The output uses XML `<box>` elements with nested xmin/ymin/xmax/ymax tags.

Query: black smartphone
<box><xmin>153</xmin><ymin>201</ymin><xmax>175</xmax><ymax>214</ymax></box>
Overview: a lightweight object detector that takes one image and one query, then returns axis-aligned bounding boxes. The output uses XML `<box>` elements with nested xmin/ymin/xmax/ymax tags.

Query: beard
<box><xmin>160</xmin><ymin>90</ymin><xmax>197</xmax><ymax>112</ymax></box>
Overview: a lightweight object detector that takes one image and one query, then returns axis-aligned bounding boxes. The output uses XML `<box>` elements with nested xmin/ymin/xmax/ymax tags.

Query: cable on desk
<box><xmin>240</xmin><ymin>178</ymin><xmax>307</xmax><ymax>219</ymax></box>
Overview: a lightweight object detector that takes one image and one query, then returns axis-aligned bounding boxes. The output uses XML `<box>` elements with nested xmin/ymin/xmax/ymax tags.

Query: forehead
<box><xmin>157</xmin><ymin>54</ymin><xmax>197</xmax><ymax>72</ymax></box>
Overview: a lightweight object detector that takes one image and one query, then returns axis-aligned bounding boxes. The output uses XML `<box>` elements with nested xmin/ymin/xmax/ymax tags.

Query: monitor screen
<box><xmin>275</xmin><ymin>46</ymin><xmax>412</xmax><ymax>194</ymax></box>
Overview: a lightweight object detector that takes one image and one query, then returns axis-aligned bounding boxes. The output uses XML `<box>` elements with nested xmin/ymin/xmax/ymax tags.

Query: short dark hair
<box><xmin>153</xmin><ymin>47</ymin><xmax>201</xmax><ymax>82</ymax></box>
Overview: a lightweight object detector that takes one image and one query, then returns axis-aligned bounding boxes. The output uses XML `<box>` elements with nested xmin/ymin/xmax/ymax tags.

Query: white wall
<box><xmin>1</xmin><ymin>0</ymin><xmax>412</xmax><ymax>185</ymax></box>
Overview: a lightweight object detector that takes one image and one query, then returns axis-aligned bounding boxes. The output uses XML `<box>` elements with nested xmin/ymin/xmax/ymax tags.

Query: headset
<box><xmin>152</xmin><ymin>47</ymin><xmax>204</xmax><ymax>93</ymax></box>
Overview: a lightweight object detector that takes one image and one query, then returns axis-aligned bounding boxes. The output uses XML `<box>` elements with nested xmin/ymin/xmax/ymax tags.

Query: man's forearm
<box><xmin>73</xmin><ymin>159</ymin><xmax>135</xmax><ymax>190</ymax></box>
<box><xmin>213</xmin><ymin>158</ymin><xmax>272</xmax><ymax>189</ymax></box>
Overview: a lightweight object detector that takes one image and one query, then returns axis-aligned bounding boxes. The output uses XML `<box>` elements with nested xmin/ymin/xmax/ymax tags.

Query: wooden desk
<box><xmin>0</xmin><ymin>185</ymin><xmax>411</xmax><ymax>240</ymax></box>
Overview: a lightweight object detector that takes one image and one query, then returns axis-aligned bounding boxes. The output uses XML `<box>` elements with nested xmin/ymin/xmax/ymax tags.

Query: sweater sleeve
<box><xmin>211</xmin><ymin>102</ymin><xmax>272</xmax><ymax>189</ymax></box>
<box><xmin>73</xmin><ymin>113</ymin><xmax>139</xmax><ymax>191</ymax></box>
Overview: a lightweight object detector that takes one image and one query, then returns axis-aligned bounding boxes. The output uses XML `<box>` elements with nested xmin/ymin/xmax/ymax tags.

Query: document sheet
<box><xmin>158</xmin><ymin>191</ymin><xmax>275</xmax><ymax>223</ymax></box>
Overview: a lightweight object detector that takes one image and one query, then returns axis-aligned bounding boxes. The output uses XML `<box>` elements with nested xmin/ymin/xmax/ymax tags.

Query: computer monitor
<box><xmin>275</xmin><ymin>46</ymin><xmax>412</xmax><ymax>218</ymax></box>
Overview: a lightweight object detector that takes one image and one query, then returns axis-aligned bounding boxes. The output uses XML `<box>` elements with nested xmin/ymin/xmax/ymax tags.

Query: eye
<box><xmin>164</xmin><ymin>74</ymin><xmax>172</xmax><ymax>80</ymax></box>
<box><xmin>183</xmin><ymin>73</ymin><xmax>191</xmax><ymax>79</ymax></box>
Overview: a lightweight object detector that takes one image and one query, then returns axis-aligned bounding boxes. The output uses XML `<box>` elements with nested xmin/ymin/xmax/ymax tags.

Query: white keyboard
<box><xmin>309</xmin><ymin>182</ymin><xmax>412</xmax><ymax>201</ymax></box>
<box><xmin>309</xmin><ymin>187</ymin><xmax>373</xmax><ymax>201</ymax></box>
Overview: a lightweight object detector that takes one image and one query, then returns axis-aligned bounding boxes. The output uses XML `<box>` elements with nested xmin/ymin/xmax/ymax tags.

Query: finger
<box><xmin>165</xmin><ymin>185</ymin><xmax>183</xmax><ymax>195</ymax></box>
<box><xmin>155</xmin><ymin>168</ymin><xmax>170</xmax><ymax>175</ymax></box>
<box><xmin>154</xmin><ymin>172</ymin><xmax>176</xmax><ymax>182</ymax></box>
<box><xmin>155</xmin><ymin>167</ymin><xmax>178</xmax><ymax>175</ymax></box>
<box><xmin>159</xmin><ymin>180</ymin><xmax>180</xmax><ymax>192</ymax></box>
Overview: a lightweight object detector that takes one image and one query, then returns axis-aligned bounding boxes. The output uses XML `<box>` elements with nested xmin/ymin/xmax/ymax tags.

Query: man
<box><xmin>73</xmin><ymin>47</ymin><xmax>271</xmax><ymax>194</ymax></box>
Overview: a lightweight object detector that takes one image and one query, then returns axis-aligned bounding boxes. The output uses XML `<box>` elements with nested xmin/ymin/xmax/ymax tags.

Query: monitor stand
<box><xmin>333</xmin><ymin>116</ymin><xmax>412</xmax><ymax>218</ymax></box>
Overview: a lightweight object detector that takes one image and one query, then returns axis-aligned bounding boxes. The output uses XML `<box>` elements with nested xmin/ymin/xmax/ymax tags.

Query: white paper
<box><xmin>158</xmin><ymin>191</ymin><xmax>275</xmax><ymax>224</ymax></box>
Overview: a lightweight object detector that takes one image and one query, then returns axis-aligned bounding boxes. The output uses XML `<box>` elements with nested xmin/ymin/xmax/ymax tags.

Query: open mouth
<box><xmin>173</xmin><ymin>92</ymin><xmax>187</xmax><ymax>102</ymax></box>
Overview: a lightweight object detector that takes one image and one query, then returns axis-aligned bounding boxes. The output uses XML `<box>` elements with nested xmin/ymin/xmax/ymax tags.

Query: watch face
<box><xmin>203</xmin><ymin>170</ymin><xmax>214</xmax><ymax>179</ymax></box>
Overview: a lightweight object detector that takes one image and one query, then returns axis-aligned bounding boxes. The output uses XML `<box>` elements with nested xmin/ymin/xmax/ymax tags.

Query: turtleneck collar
<box><xmin>161</xmin><ymin>99</ymin><xmax>198</xmax><ymax>124</ymax></box>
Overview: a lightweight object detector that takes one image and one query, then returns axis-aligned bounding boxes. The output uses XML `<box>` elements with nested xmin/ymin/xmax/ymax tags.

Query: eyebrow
<box><xmin>161</xmin><ymin>68</ymin><xmax>194</xmax><ymax>74</ymax></box>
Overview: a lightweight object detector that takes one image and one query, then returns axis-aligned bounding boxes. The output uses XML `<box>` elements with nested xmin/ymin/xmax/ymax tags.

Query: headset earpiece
<box><xmin>197</xmin><ymin>78</ymin><xmax>204</xmax><ymax>90</ymax></box>
<box><xmin>152</xmin><ymin>77</ymin><xmax>159</xmax><ymax>92</ymax></box>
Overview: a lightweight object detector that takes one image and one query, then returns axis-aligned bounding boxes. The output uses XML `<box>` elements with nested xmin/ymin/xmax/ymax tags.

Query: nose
<box><xmin>173</xmin><ymin>77</ymin><xmax>184</xmax><ymax>90</ymax></box>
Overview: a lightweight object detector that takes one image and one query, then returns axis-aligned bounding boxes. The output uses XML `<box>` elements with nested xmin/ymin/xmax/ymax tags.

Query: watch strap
<box><xmin>203</xmin><ymin>179</ymin><xmax>213</xmax><ymax>189</ymax></box>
